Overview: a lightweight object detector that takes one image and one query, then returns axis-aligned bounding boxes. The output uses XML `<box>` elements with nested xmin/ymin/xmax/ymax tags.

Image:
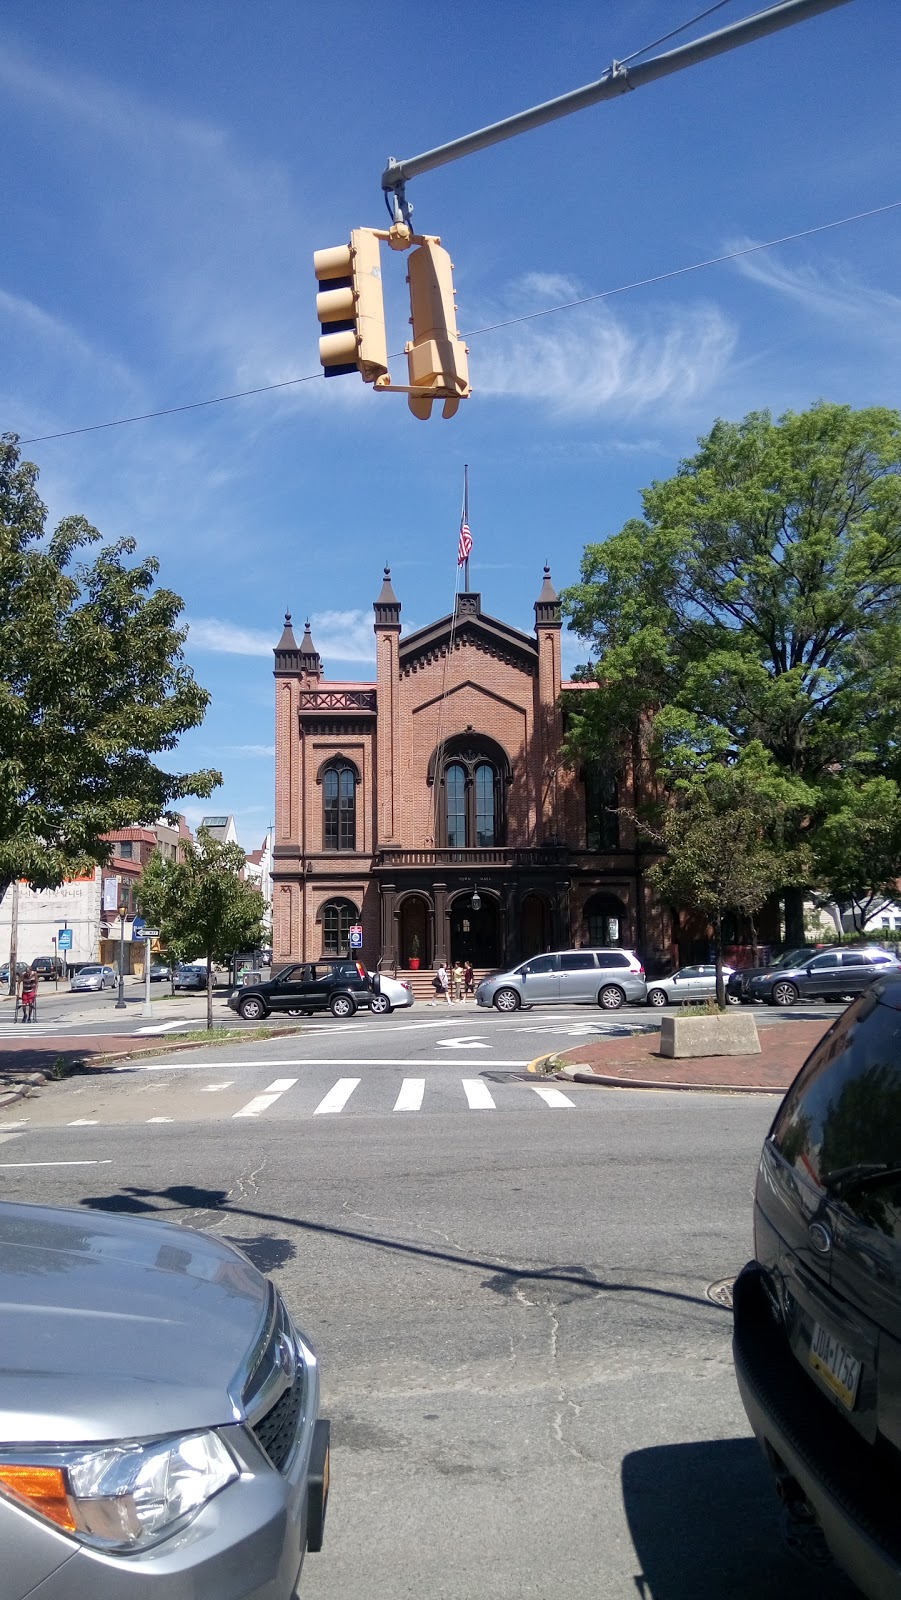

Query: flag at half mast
<box><xmin>457</xmin><ymin>517</ymin><xmax>472</xmax><ymax>567</ymax></box>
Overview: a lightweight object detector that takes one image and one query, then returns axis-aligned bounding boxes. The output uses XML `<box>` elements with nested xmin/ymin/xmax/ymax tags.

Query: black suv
<box><xmin>746</xmin><ymin>944</ymin><xmax>900</xmax><ymax>1006</ymax></box>
<box><xmin>733</xmin><ymin>974</ymin><xmax>901</xmax><ymax>1597</ymax></box>
<box><xmin>227</xmin><ymin>959</ymin><xmax>372</xmax><ymax>1020</ymax></box>
<box><xmin>726</xmin><ymin>947</ymin><xmax>820</xmax><ymax>1004</ymax></box>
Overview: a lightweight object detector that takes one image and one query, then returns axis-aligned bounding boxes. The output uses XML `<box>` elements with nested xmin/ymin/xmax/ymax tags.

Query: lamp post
<box><xmin>116</xmin><ymin>905</ymin><xmax>127</xmax><ymax>1009</ymax></box>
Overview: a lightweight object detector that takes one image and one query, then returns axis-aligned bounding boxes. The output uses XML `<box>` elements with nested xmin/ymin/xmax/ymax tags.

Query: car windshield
<box><xmin>79</xmin><ymin>967</ymin><xmax>101</xmax><ymax>975</ymax></box>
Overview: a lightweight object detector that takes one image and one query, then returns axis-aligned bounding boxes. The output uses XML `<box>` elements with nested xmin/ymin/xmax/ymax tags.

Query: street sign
<box><xmin>131</xmin><ymin>915</ymin><xmax>145</xmax><ymax>939</ymax></box>
<box><xmin>141</xmin><ymin>928</ymin><xmax>160</xmax><ymax>940</ymax></box>
<box><xmin>349</xmin><ymin>924</ymin><xmax>363</xmax><ymax>949</ymax></box>
<box><xmin>57</xmin><ymin>929</ymin><xmax>73</xmax><ymax>951</ymax></box>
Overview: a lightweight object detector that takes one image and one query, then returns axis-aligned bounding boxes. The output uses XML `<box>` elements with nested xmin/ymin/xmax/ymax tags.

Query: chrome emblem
<box><xmin>276</xmin><ymin>1331</ymin><xmax>296</xmax><ymax>1382</ymax></box>
<box><xmin>808</xmin><ymin>1221</ymin><xmax>832</xmax><ymax>1255</ymax></box>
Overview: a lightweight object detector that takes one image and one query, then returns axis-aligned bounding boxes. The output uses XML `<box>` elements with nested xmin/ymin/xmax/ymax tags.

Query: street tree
<box><xmin>812</xmin><ymin>776</ymin><xmax>901</xmax><ymax>933</ymax></box>
<box><xmin>562</xmin><ymin>404</ymin><xmax>901</xmax><ymax>944</ymax></box>
<box><xmin>138</xmin><ymin>830</ymin><xmax>267</xmax><ymax>1029</ymax></box>
<box><xmin>0</xmin><ymin>434</ymin><xmax>220</xmax><ymax>910</ymax></box>
<box><xmin>640</xmin><ymin>754</ymin><xmax>809</xmax><ymax>1007</ymax></box>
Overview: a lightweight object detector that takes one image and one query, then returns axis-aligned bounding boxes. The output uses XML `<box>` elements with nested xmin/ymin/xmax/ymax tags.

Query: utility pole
<box><xmin>7</xmin><ymin>879</ymin><xmax>19</xmax><ymax>999</ymax></box>
<box><xmin>382</xmin><ymin>0</ymin><xmax>852</xmax><ymax>220</ymax></box>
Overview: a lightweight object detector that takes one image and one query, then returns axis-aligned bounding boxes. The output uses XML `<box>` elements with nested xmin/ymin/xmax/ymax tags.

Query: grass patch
<box><xmin>149</xmin><ymin>1024</ymin><xmax>301</xmax><ymax>1046</ymax></box>
<box><xmin>677</xmin><ymin>999</ymin><xmax>731</xmax><ymax>1018</ymax></box>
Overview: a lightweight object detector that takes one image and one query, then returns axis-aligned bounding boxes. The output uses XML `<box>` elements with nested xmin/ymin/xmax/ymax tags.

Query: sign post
<box><xmin>349</xmin><ymin>923</ymin><xmax>363</xmax><ymax>952</ymax></box>
<box><xmin>57</xmin><ymin>926</ymin><xmax>73</xmax><ymax>985</ymax></box>
<box><xmin>139</xmin><ymin>930</ymin><xmax>160</xmax><ymax>1020</ymax></box>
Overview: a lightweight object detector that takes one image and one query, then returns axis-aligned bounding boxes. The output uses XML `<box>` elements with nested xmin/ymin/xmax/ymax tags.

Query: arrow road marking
<box><xmin>437</xmin><ymin>1036</ymin><xmax>490</xmax><ymax>1050</ymax></box>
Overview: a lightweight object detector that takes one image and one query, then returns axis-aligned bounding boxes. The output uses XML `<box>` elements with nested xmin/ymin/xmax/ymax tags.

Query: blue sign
<box><xmin>131</xmin><ymin>915</ymin><xmax>145</xmax><ymax>941</ymax></box>
<box><xmin>349</xmin><ymin>924</ymin><xmax>363</xmax><ymax>949</ymax></box>
<box><xmin>57</xmin><ymin>928</ymin><xmax>73</xmax><ymax>951</ymax></box>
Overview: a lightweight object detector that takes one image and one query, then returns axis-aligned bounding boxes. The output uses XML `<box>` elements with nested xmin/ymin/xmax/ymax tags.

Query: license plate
<box><xmin>808</xmin><ymin>1321</ymin><xmax>861</xmax><ymax>1409</ymax></box>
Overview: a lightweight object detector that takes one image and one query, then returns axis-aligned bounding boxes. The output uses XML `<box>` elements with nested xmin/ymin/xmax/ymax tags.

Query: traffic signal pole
<box><xmin>382</xmin><ymin>0</ymin><xmax>853</xmax><ymax>220</ymax></box>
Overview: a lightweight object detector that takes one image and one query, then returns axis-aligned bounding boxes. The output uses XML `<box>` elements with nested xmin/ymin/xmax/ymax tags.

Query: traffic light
<box><xmin>405</xmin><ymin>237</ymin><xmax>471</xmax><ymax>420</ymax></box>
<box><xmin>314</xmin><ymin>229</ymin><xmax>388</xmax><ymax>383</ymax></box>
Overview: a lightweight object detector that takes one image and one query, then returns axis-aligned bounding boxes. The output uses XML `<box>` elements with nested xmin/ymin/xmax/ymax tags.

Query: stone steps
<box><xmin>397</xmin><ymin>967</ymin><xmax>492</xmax><ymax>1001</ymax></box>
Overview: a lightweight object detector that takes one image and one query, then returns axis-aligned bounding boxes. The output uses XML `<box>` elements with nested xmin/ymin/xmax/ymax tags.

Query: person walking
<box><xmin>19</xmin><ymin>967</ymin><xmax>37</xmax><ymax>1024</ymax></box>
<box><xmin>453</xmin><ymin>960</ymin><xmax>464</xmax><ymax>1001</ymax></box>
<box><xmin>463</xmin><ymin>960</ymin><xmax>474</xmax><ymax>999</ymax></box>
<box><xmin>436</xmin><ymin>962</ymin><xmax>451</xmax><ymax>1003</ymax></box>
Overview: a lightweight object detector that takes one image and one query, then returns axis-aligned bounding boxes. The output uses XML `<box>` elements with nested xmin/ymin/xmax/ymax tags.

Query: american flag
<box><xmin>457</xmin><ymin>519</ymin><xmax>473</xmax><ymax>566</ymax></box>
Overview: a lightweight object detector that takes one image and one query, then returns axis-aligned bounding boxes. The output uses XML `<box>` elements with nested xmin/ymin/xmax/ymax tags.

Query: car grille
<box><xmin>251</xmin><ymin>1376</ymin><xmax>303</xmax><ymax>1472</ymax></box>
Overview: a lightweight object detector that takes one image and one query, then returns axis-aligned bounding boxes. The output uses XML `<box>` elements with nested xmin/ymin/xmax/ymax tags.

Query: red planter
<box><xmin>408</xmin><ymin>957</ymin><xmax>420</xmax><ymax>970</ymax></box>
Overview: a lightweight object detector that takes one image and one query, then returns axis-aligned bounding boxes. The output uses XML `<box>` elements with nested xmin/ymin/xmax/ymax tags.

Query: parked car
<box><xmin>733</xmin><ymin>972</ymin><xmax>901</xmax><ymax>1599</ymax></box>
<box><xmin>70</xmin><ymin>964</ymin><xmax>117</xmax><ymax>992</ymax></box>
<box><xmin>174</xmin><ymin>963</ymin><xmax>207</xmax><ymax>990</ymax></box>
<box><xmin>29</xmin><ymin>956</ymin><xmax>65</xmax><ymax>982</ymax></box>
<box><xmin>726</xmin><ymin>947</ymin><xmax>821</xmax><ymax>1003</ymax></box>
<box><xmin>228</xmin><ymin>959</ymin><xmax>373</xmax><ymax>1020</ymax></box>
<box><xmin>746</xmin><ymin>945</ymin><xmax>901</xmax><ymax>1006</ymax></box>
<box><xmin>645</xmin><ymin>963</ymin><xmax>736</xmax><ymax>1007</ymax></box>
<box><xmin>0</xmin><ymin>962</ymin><xmax>28</xmax><ymax>984</ymax></box>
<box><xmin>476</xmin><ymin>949</ymin><xmax>647</xmax><ymax>1012</ymax></box>
<box><xmin>368</xmin><ymin>971</ymin><xmax>414</xmax><ymax>1015</ymax></box>
<box><xmin>148</xmin><ymin>961</ymin><xmax>172</xmax><ymax>983</ymax></box>
<box><xmin>0</xmin><ymin>1199</ymin><xmax>329</xmax><ymax>1598</ymax></box>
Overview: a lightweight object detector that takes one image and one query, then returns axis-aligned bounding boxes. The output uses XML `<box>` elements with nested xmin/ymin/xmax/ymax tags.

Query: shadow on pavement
<box><xmin>622</xmin><ymin>1437</ymin><xmax>858</xmax><ymax>1599</ymax></box>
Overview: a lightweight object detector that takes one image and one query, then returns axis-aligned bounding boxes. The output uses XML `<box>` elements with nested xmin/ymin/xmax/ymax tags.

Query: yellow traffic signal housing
<box><xmin>314</xmin><ymin>230</ymin><xmax>388</xmax><ymax>384</ymax></box>
<box><xmin>405</xmin><ymin>238</ymin><xmax>471</xmax><ymax>420</ymax></box>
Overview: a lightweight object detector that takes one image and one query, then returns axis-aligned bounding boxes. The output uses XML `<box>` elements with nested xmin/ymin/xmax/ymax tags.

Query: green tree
<box><xmin>138</xmin><ymin>829</ymin><xmax>267</xmax><ymax>1029</ymax></box>
<box><xmin>812</xmin><ymin>776</ymin><xmax>901</xmax><ymax>933</ymax></box>
<box><xmin>641</xmin><ymin>755</ymin><xmax>809</xmax><ymax>1006</ymax></box>
<box><xmin>0</xmin><ymin>434</ymin><xmax>220</xmax><ymax>907</ymax></box>
<box><xmin>563</xmin><ymin>404</ymin><xmax>901</xmax><ymax>944</ymax></box>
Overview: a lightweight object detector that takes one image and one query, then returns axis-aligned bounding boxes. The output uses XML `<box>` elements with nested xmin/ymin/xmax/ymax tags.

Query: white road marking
<box><xmin>531</xmin><ymin>1085</ymin><xmax>576</xmax><ymax>1108</ymax></box>
<box><xmin>137</xmin><ymin>1058</ymin><xmax>531</xmax><ymax>1070</ymax></box>
<box><xmin>0</xmin><ymin>1119</ymin><xmax>29</xmax><ymax>1127</ymax></box>
<box><xmin>393</xmin><ymin>1078</ymin><xmax>425</xmax><ymax>1111</ymax></box>
<box><xmin>233</xmin><ymin>1077</ymin><xmax>298</xmax><ymax>1119</ymax></box>
<box><xmin>0</xmin><ymin>1132</ymin><xmax>25</xmax><ymax>1144</ymax></box>
<box><xmin>0</xmin><ymin>1159</ymin><xmax>113</xmax><ymax>1168</ymax></box>
<box><xmin>146</xmin><ymin>1116</ymin><xmax>174</xmax><ymax>1123</ymax></box>
<box><xmin>134</xmin><ymin>1020</ymin><xmax>192</xmax><ymax>1035</ymax></box>
<box><xmin>68</xmin><ymin>1119</ymin><xmax>98</xmax><ymax>1126</ymax></box>
<box><xmin>313</xmin><ymin>1078</ymin><xmax>361</xmax><ymax>1115</ymax></box>
<box><xmin>202</xmin><ymin>1082</ymin><xmax>234</xmax><ymax>1092</ymax></box>
<box><xmin>462</xmin><ymin>1080</ymin><xmax>496</xmax><ymax>1110</ymax></box>
<box><xmin>437</xmin><ymin>1037</ymin><xmax>490</xmax><ymax>1050</ymax></box>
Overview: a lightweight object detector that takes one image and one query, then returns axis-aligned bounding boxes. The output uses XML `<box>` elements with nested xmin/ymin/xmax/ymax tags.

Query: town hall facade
<box><xmin>272</xmin><ymin>567</ymin><xmax>672</xmax><ymax>973</ymax></box>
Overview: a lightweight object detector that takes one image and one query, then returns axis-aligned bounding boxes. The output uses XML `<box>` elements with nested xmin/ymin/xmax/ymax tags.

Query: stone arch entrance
<box><xmin>450</xmin><ymin>891</ymin><xmax>500</xmax><ymax>968</ymax></box>
<box><xmin>398</xmin><ymin>894</ymin><xmax>431</xmax><ymax>968</ymax></box>
<box><xmin>583</xmin><ymin>892</ymin><xmax>628</xmax><ymax>948</ymax></box>
<box><xmin>519</xmin><ymin>892</ymin><xmax>551</xmax><ymax>959</ymax></box>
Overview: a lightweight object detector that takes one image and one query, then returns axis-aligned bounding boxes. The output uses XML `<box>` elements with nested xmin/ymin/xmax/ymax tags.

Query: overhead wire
<box><xmin>616</xmin><ymin>0</ymin><xmax>735</xmax><ymax>67</ymax></box>
<box><xmin>18</xmin><ymin>198</ymin><xmax>901</xmax><ymax>446</ymax></box>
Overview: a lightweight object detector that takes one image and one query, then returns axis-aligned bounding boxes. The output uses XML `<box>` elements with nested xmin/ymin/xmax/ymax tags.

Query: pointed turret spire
<box><xmin>534</xmin><ymin>564</ymin><xmax>561</xmax><ymax>629</ymax></box>
<box><xmin>273</xmin><ymin>610</ymin><xmax>301</xmax><ymax>675</ymax></box>
<box><xmin>276</xmin><ymin>611</ymin><xmax>297</xmax><ymax>651</ymax></box>
<box><xmin>373</xmin><ymin>564</ymin><xmax>402</xmax><ymax>631</ymax></box>
<box><xmin>299</xmin><ymin>618</ymin><xmax>322</xmax><ymax>678</ymax></box>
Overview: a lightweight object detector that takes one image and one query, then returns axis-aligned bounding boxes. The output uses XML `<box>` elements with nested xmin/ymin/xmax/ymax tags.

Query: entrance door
<box><xmin>451</xmin><ymin>894</ymin><xmax>500</xmax><ymax>967</ymax></box>
<box><xmin>520</xmin><ymin>893</ymin><xmax>551</xmax><ymax>959</ymax></box>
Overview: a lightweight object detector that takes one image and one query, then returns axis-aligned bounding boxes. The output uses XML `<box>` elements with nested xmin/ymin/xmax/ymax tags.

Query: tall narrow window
<box><xmin>474</xmin><ymin>764</ymin><xmax>496</xmax><ymax>847</ymax></box>
<box><xmin>323</xmin><ymin>900</ymin><xmax>354</xmax><ymax>955</ymax></box>
<box><xmin>585</xmin><ymin>764</ymin><xmax>619</xmax><ymax>851</ymax></box>
<box><xmin>446</xmin><ymin>763</ymin><xmax>466</xmax><ymax>848</ymax></box>
<box><xmin>323</xmin><ymin>760</ymin><xmax>357</xmax><ymax>851</ymax></box>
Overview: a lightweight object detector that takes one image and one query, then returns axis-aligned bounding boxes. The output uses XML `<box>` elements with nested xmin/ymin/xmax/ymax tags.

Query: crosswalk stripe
<box><xmin>313</xmin><ymin>1077</ymin><xmax>361</xmax><ymax>1115</ymax></box>
<box><xmin>393</xmin><ymin>1078</ymin><xmax>425</xmax><ymax>1112</ymax></box>
<box><xmin>233</xmin><ymin>1077</ymin><xmax>298</xmax><ymax>1119</ymax></box>
<box><xmin>462</xmin><ymin>1079</ymin><xmax>496</xmax><ymax>1110</ymax></box>
<box><xmin>531</xmin><ymin>1085</ymin><xmax>576</xmax><ymax>1108</ymax></box>
<box><xmin>68</xmin><ymin>1119</ymin><xmax>98</xmax><ymax>1126</ymax></box>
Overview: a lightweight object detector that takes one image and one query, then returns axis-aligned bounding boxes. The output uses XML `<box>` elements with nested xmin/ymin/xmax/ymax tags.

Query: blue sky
<box><xmin>2</xmin><ymin>0</ymin><xmax>899</xmax><ymax>848</ymax></box>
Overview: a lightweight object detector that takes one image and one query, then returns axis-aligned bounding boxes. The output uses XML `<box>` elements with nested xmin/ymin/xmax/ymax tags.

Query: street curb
<box><xmin>553</xmin><ymin>1068</ymin><xmax>784</xmax><ymax>1095</ymax></box>
<box><xmin>0</xmin><ymin>1073</ymin><xmax>48</xmax><ymax>1110</ymax></box>
<box><xmin>89</xmin><ymin>1026</ymin><xmax>308</xmax><ymax>1069</ymax></box>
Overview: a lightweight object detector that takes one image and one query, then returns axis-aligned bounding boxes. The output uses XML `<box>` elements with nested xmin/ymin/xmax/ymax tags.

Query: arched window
<box><xmin>439</xmin><ymin>750</ymin><xmax>505</xmax><ymax>847</ymax></box>
<box><xmin>322</xmin><ymin>760</ymin><xmax>357</xmax><ymax>851</ymax></box>
<box><xmin>446</xmin><ymin>763</ymin><xmax>467</xmax><ymax>848</ymax></box>
<box><xmin>584</xmin><ymin>763</ymin><xmax>619</xmax><ymax>851</ymax></box>
<box><xmin>322</xmin><ymin>898</ymin><xmax>357</xmax><ymax>955</ymax></box>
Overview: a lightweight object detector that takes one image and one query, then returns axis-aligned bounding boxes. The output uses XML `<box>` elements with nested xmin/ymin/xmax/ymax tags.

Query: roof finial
<box><xmin>284</xmin><ymin>610</ymin><xmax>292</xmax><ymax>626</ymax></box>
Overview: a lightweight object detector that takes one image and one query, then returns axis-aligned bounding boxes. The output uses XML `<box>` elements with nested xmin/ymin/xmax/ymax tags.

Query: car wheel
<box><xmin>599</xmin><ymin>985</ymin><xmax>625</xmax><ymax>1010</ymax></box>
<box><xmin>330</xmin><ymin>993</ymin><xmax>356</xmax><ymax>1017</ymax></box>
<box><xmin>726</xmin><ymin>993</ymin><xmax>741</xmax><ymax>1005</ymax></box>
<box><xmin>772</xmin><ymin>980</ymin><xmax>798</xmax><ymax>1007</ymax></box>
<box><xmin>493</xmin><ymin>988</ymin><xmax>520</xmax><ymax>1012</ymax></box>
<box><xmin>647</xmin><ymin>988</ymin><xmax>668</xmax><ymax>1008</ymax></box>
<box><xmin>370</xmin><ymin>993</ymin><xmax>392</xmax><ymax>1014</ymax></box>
<box><xmin>238</xmin><ymin>996</ymin><xmax>266</xmax><ymax>1021</ymax></box>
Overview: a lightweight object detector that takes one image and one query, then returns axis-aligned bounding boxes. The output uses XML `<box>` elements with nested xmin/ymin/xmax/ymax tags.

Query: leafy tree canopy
<box><xmin>812</xmin><ymin>776</ymin><xmax>901</xmax><ymax>932</ymax></box>
<box><xmin>138</xmin><ymin>829</ymin><xmax>267</xmax><ymax>1029</ymax></box>
<box><xmin>0</xmin><ymin>435</ymin><xmax>220</xmax><ymax>899</ymax></box>
<box><xmin>562</xmin><ymin>403</ymin><xmax>901</xmax><ymax>941</ymax></box>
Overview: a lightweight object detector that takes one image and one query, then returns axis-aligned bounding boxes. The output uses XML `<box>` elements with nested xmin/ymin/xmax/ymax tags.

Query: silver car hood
<box><xmin>0</xmin><ymin>1202</ymin><xmax>270</xmax><ymax>1443</ymax></box>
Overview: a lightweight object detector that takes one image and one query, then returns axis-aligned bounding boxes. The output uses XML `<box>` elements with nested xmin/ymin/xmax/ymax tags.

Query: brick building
<box><xmin>272</xmin><ymin>567</ymin><xmax>672</xmax><ymax>972</ymax></box>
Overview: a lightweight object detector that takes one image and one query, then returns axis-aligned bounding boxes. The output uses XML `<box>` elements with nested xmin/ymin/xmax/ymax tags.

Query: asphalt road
<box><xmin>0</xmin><ymin>1013</ymin><xmax>858</xmax><ymax>1600</ymax></box>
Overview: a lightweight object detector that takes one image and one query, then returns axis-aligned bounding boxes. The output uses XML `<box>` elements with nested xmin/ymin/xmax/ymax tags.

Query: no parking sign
<box><xmin>349</xmin><ymin>924</ymin><xmax>363</xmax><ymax>950</ymax></box>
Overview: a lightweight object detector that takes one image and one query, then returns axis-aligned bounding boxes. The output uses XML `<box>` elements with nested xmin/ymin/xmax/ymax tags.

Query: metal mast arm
<box><xmin>382</xmin><ymin>0</ymin><xmax>852</xmax><ymax>199</ymax></box>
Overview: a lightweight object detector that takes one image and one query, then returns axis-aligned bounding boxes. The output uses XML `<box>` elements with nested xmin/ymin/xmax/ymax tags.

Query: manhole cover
<box><xmin>706</xmin><ymin>1277</ymin><xmax>735</xmax><ymax>1310</ymax></box>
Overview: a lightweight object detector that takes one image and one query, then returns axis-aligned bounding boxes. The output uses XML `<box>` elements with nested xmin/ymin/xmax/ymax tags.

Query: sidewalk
<box><xmin>551</xmin><ymin>1017</ymin><xmax>831</xmax><ymax>1094</ymax></box>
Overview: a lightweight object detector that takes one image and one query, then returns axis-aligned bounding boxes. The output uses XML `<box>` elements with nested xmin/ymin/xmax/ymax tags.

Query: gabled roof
<box><xmin>400</xmin><ymin>593</ymin><xmax>538</xmax><ymax>675</ymax></box>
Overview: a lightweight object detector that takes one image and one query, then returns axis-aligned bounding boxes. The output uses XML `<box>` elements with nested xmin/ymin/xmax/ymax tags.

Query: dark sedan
<box><xmin>747</xmin><ymin>945</ymin><xmax>900</xmax><ymax>1005</ymax></box>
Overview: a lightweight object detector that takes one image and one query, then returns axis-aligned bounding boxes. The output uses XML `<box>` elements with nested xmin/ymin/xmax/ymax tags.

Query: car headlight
<box><xmin>0</xmin><ymin>1430</ymin><xmax>238</xmax><ymax>1552</ymax></box>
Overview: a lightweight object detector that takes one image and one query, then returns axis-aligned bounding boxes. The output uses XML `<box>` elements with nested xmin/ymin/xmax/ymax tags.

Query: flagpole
<box><xmin>463</xmin><ymin>463</ymin><xmax>470</xmax><ymax>593</ymax></box>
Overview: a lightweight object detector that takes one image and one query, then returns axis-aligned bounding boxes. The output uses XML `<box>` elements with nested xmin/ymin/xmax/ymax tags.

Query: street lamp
<box><xmin>471</xmin><ymin>887</ymin><xmax>481</xmax><ymax>912</ymax></box>
<box><xmin>116</xmin><ymin>905</ymin><xmax>127</xmax><ymax>1009</ymax></box>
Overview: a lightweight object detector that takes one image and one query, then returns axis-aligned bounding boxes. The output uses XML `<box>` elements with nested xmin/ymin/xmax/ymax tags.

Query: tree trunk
<box><xmin>714</xmin><ymin>912</ymin><xmax>725</xmax><ymax>1009</ymax></box>
<box><xmin>783</xmin><ymin>885</ymin><xmax>806</xmax><ymax>948</ymax></box>
<box><xmin>749</xmin><ymin>910</ymin><xmax>758</xmax><ymax>966</ymax></box>
<box><xmin>206</xmin><ymin>949</ymin><xmax>213</xmax><ymax>1031</ymax></box>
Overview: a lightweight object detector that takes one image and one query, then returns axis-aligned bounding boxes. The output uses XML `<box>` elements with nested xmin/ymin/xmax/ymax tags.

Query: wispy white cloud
<box><xmin>473</xmin><ymin>286</ymin><xmax>737</xmax><ymax>419</ymax></box>
<box><xmin>729</xmin><ymin>245</ymin><xmax>901</xmax><ymax>344</ymax></box>
<box><xmin>224</xmin><ymin>744</ymin><xmax>276</xmax><ymax>758</ymax></box>
<box><xmin>187</xmin><ymin>618</ymin><xmax>273</xmax><ymax>657</ymax></box>
<box><xmin>310</xmin><ymin>609</ymin><xmax>375</xmax><ymax>663</ymax></box>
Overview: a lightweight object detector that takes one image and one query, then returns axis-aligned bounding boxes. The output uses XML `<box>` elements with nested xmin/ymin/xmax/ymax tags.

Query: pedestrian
<box><xmin>436</xmin><ymin>962</ymin><xmax>451</xmax><ymax>1003</ymax></box>
<box><xmin>19</xmin><ymin>967</ymin><xmax>37</xmax><ymax>1024</ymax></box>
<box><xmin>453</xmin><ymin>960</ymin><xmax>464</xmax><ymax>1001</ymax></box>
<box><xmin>463</xmin><ymin>960</ymin><xmax>474</xmax><ymax>998</ymax></box>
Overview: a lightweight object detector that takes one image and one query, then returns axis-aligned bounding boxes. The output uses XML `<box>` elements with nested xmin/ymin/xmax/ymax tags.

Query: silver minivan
<box><xmin>476</xmin><ymin>949</ymin><xmax>647</xmax><ymax>1011</ymax></box>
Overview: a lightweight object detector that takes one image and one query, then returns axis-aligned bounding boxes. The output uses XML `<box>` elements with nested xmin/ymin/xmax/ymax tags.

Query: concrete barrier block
<box><xmin>659</xmin><ymin>1012</ymin><xmax>761</xmax><ymax>1058</ymax></box>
